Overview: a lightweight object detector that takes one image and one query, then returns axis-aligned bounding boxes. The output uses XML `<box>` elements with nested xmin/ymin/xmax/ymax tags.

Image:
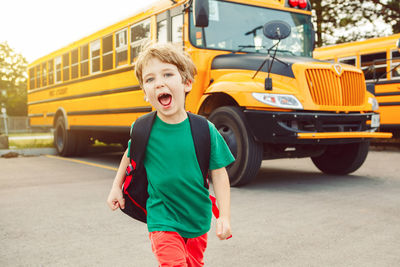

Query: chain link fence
<box><xmin>0</xmin><ymin>116</ymin><xmax>30</xmax><ymax>134</ymax></box>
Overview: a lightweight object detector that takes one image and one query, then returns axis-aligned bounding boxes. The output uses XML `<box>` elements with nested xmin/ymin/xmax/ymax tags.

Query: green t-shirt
<box><xmin>128</xmin><ymin>115</ymin><xmax>234</xmax><ymax>238</ymax></box>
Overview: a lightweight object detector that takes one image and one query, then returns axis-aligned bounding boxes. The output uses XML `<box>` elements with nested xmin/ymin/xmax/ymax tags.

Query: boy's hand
<box><xmin>216</xmin><ymin>217</ymin><xmax>231</xmax><ymax>240</ymax></box>
<box><xmin>107</xmin><ymin>186</ymin><xmax>125</xmax><ymax>211</ymax></box>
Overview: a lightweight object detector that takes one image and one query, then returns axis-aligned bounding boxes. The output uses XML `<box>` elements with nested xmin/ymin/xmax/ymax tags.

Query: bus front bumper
<box><xmin>243</xmin><ymin>109</ymin><xmax>393</xmax><ymax>144</ymax></box>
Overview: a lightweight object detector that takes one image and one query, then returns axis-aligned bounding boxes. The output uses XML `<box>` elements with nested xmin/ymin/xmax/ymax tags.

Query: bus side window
<box><xmin>361</xmin><ymin>52</ymin><xmax>387</xmax><ymax>81</ymax></box>
<box><xmin>71</xmin><ymin>49</ymin><xmax>79</xmax><ymax>79</ymax></box>
<box><xmin>62</xmin><ymin>52</ymin><xmax>70</xmax><ymax>82</ymax></box>
<box><xmin>338</xmin><ymin>57</ymin><xmax>356</xmax><ymax>66</ymax></box>
<box><xmin>130</xmin><ymin>19</ymin><xmax>151</xmax><ymax>63</ymax></box>
<box><xmin>36</xmin><ymin>65</ymin><xmax>41</xmax><ymax>88</ymax></box>
<box><xmin>42</xmin><ymin>62</ymin><xmax>47</xmax><ymax>87</ymax></box>
<box><xmin>29</xmin><ymin>68</ymin><xmax>35</xmax><ymax>90</ymax></box>
<box><xmin>172</xmin><ymin>14</ymin><xmax>183</xmax><ymax>46</ymax></box>
<box><xmin>102</xmin><ymin>35</ymin><xmax>113</xmax><ymax>71</ymax></box>
<box><xmin>157</xmin><ymin>7</ymin><xmax>183</xmax><ymax>45</ymax></box>
<box><xmin>80</xmin><ymin>44</ymin><xmax>89</xmax><ymax>77</ymax></box>
<box><xmin>48</xmin><ymin>59</ymin><xmax>54</xmax><ymax>85</ymax></box>
<box><xmin>391</xmin><ymin>50</ymin><xmax>400</xmax><ymax>79</ymax></box>
<box><xmin>116</xmin><ymin>28</ymin><xmax>128</xmax><ymax>67</ymax></box>
<box><xmin>91</xmin><ymin>40</ymin><xmax>101</xmax><ymax>74</ymax></box>
<box><xmin>55</xmin><ymin>56</ymin><xmax>62</xmax><ymax>83</ymax></box>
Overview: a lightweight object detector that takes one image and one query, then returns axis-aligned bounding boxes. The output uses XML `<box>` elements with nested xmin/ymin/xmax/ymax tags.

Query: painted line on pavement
<box><xmin>45</xmin><ymin>154</ymin><xmax>118</xmax><ymax>171</ymax></box>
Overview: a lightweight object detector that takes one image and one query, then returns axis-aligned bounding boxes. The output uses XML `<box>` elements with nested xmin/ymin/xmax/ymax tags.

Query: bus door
<box><xmin>156</xmin><ymin>6</ymin><xmax>184</xmax><ymax>45</ymax></box>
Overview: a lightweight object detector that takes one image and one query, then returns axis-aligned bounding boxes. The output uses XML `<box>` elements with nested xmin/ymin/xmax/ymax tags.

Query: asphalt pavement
<box><xmin>1</xmin><ymin>149</ymin><xmax>400</xmax><ymax>266</ymax></box>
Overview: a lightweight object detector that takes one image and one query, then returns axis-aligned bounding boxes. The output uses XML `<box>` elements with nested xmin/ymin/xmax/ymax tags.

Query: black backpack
<box><xmin>121</xmin><ymin>111</ymin><xmax>213</xmax><ymax>223</ymax></box>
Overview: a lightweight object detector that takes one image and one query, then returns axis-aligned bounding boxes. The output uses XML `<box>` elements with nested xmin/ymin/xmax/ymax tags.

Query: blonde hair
<box><xmin>135</xmin><ymin>42</ymin><xmax>197</xmax><ymax>88</ymax></box>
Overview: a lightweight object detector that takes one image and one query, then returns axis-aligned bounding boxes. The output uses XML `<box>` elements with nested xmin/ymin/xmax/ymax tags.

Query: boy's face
<box><xmin>142</xmin><ymin>57</ymin><xmax>192</xmax><ymax>123</ymax></box>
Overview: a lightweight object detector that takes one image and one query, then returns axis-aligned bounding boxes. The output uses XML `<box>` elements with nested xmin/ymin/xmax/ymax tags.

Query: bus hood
<box><xmin>211</xmin><ymin>53</ymin><xmax>321</xmax><ymax>79</ymax></box>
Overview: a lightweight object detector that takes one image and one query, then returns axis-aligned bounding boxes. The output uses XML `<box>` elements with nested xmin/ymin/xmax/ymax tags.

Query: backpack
<box><xmin>121</xmin><ymin>111</ymin><xmax>218</xmax><ymax>223</ymax></box>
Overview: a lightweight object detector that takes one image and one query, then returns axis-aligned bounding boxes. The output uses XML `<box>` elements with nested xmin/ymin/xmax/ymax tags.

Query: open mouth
<box><xmin>158</xmin><ymin>93</ymin><xmax>172</xmax><ymax>107</ymax></box>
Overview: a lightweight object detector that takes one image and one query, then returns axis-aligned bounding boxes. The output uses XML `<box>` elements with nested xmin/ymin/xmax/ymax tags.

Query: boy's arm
<box><xmin>211</xmin><ymin>167</ymin><xmax>231</xmax><ymax>240</ymax></box>
<box><xmin>107</xmin><ymin>148</ymin><xmax>130</xmax><ymax>211</ymax></box>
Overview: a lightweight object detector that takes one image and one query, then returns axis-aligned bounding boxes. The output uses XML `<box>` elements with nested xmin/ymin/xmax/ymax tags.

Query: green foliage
<box><xmin>311</xmin><ymin>0</ymin><xmax>400</xmax><ymax>46</ymax></box>
<box><xmin>0</xmin><ymin>42</ymin><xmax>28</xmax><ymax>116</ymax></box>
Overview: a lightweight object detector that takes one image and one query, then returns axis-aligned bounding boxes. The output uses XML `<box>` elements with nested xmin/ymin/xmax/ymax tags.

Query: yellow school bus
<box><xmin>314</xmin><ymin>34</ymin><xmax>400</xmax><ymax>137</ymax></box>
<box><xmin>28</xmin><ymin>0</ymin><xmax>391</xmax><ymax>186</ymax></box>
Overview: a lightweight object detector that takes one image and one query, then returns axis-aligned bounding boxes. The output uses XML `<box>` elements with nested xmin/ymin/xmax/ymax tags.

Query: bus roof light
<box><xmin>289</xmin><ymin>0</ymin><xmax>299</xmax><ymax>7</ymax></box>
<box><xmin>299</xmin><ymin>0</ymin><xmax>307</xmax><ymax>9</ymax></box>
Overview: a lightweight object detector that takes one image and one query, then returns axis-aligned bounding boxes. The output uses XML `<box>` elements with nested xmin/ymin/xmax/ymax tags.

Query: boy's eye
<box><xmin>164</xmin><ymin>73</ymin><xmax>173</xmax><ymax>77</ymax></box>
<box><xmin>145</xmin><ymin>77</ymin><xmax>154</xmax><ymax>83</ymax></box>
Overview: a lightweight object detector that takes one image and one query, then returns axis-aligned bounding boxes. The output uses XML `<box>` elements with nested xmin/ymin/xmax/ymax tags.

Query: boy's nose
<box><xmin>155</xmin><ymin>78</ymin><xmax>165</xmax><ymax>88</ymax></box>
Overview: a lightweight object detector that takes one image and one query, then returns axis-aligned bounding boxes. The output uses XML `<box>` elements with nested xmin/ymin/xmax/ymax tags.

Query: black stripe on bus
<box><xmin>379</xmin><ymin>102</ymin><xmax>400</xmax><ymax>106</ymax></box>
<box><xmin>28</xmin><ymin>65</ymin><xmax>135</xmax><ymax>94</ymax></box>
<box><xmin>369</xmin><ymin>80</ymin><xmax>400</xmax><ymax>85</ymax></box>
<box><xmin>67</xmin><ymin>106</ymin><xmax>152</xmax><ymax>116</ymax></box>
<box><xmin>375</xmin><ymin>92</ymin><xmax>400</xmax><ymax>97</ymax></box>
<box><xmin>70</xmin><ymin>125</ymin><xmax>130</xmax><ymax>133</ymax></box>
<box><xmin>28</xmin><ymin>85</ymin><xmax>141</xmax><ymax>105</ymax></box>
<box><xmin>28</xmin><ymin>113</ymin><xmax>44</xmax><ymax>118</ymax></box>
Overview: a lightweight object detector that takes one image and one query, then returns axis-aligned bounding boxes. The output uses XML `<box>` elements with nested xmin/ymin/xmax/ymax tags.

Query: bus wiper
<box><xmin>231</xmin><ymin>45</ymin><xmax>266</xmax><ymax>54</ymax></box>
<box><xmin>269</xmin><ymin>49</ymin><xmax>295</xmax><ymax>56</ymax></box>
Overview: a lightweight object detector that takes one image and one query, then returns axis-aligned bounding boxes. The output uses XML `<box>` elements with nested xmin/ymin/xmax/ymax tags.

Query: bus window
<box><xmin>71</xmin><ymin>49</ymin><xmax>79</xmax><ymax>79</ymax></box>
<box><xmin>48</xmin><ymin>59</ymin><xmax>54</xmax><ymax>85</ymax></box>
<box><xmin>55</xmin><ymin>56</ymin><xmax>62</xmax><ymax>83</ymax></box>
<box><xmin>80</xmin><ymin>44</ymin><xmax>89</xmax><ymax>77</ymax></box>
<box><xmin>62</xmin><ymin>52</ymin><xmax>70</xmax><ymax>82</ymax></box>
<box><xmin>157</xmin><ymin>20</ymin><xmax>168</xmax><ymax>44</ymax></box>
<box><xmin>116</xmin><ymin>28</ymin><xmax>128</xmax><ymax>67</ymax></box>
<box><xmin>172</xmin><ymin>14</ymin><xmax>183</xmax><ymax>45</ymax></box>
<box><xmin>338</xmin><ymin>57</ymin><xmax>356</xmax><ymax>66</ymax></box>
<box><xmin>102</xmin><ymin>35</ymin><xmax>113</xmax><ymax>71</ymax></box>
<box><xmin>91</xmin><ymin>40</ymin><xmax>101</xmax><ymax>73</ymax></box>
<box><xmin>42</xmin><ymin>62</ymin><xmax>47</xmax><ymax>87</ymax></box>
<box><xmin>130</xmin><ymin>19</ymin><xmax>151</xmax><ymax>63</ymax></box>
<box><xmin>36</xmin><ymin>65</ymin><xmax>41</xmax><ymax>88</ymax></box>
<box><xmin>29</xmin><ymin>68</ymin><xmax>35</xmax><ymax>90</ymax></box>
<box><xmin>361</xmin><ymin>52</ymin><xmax>386</xmax><ymax>81</ymax></box>
<box><xmin>391</xmin><ymin>50</ymin><xmax>400</xmax><ymax>79</ymax></box>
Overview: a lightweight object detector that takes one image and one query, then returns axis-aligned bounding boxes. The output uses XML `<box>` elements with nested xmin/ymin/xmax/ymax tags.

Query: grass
<box><xmin>7</xmin><ymin>132</ymin><xmax>54</xmax><ymax>149</ymax></box>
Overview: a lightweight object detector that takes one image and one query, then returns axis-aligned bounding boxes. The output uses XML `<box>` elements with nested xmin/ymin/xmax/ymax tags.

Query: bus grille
<box><xmin>305</xmin><ymin>69</ymin><xmax>365</xmax><ymax>106</ymax></box>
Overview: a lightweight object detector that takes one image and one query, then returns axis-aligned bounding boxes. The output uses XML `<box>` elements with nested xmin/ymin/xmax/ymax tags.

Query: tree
<box><xmin>0</xmin><ymin>42</ymin><xmax>28</xmax><ymax>116</ymax></box>
<box><xmin>311</xmin><ymin>0</ymin><xmax>399</xmax><ymax>46</ymax></box>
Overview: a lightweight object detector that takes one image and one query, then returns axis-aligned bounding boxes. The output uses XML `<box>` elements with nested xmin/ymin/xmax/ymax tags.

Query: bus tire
<box><xmin>311</xmin><ymin>141</ymin><xmax>369</xmax><ymax>175</ymax></box>
<box><xmin>208</xmin><ymin>106</ymin><xmax>263</xmax><ymax>186</ymax></box>
<box><xmin>54</xmin><ymin>116</ymin><xmax>77</xmax><ymax>157</ymax></box>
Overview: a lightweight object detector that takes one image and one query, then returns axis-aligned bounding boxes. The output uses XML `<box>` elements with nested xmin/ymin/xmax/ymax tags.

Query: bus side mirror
<box><xmin>193</xmin><ymin>0</ymin><xmax>209</xmax><ymax>27</ymax></box>
<box><xmin>263</xmin><ymin>20</ymin><xmax>291</xmax><ymax>40</ymax></box>
<box><xmin>397</xmin><ymin>38</ymin><xmax>400</xmax><ymax>49</ymax></box>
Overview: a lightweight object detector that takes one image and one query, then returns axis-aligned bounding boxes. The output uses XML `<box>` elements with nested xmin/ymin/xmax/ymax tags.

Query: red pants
<box><xmin>149</xmin><ymin>231</ymin><xmax>208</xmax><ymax>267</ymax></box>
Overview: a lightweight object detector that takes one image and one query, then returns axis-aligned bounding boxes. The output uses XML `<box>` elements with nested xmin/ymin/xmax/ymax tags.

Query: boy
<box><xmin>107</xmin><ymin>43</ymin><xmax>234</xmax><ymax>266</ymax></box>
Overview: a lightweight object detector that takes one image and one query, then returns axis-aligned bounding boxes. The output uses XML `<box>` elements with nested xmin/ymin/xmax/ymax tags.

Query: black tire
<box><xmin>311</xmin><ymin>141</ymin><xmax>370</xmax><ymax>175</ymax></box>
<box><xmin>54</xmin><ymin>117</ymin><xmax>77</xmax><ymax>156</ymax></box>
<box><xmin>208</xmin><ymin>106</ymin><xmax>263</xmax><ymax>186</ymax></box>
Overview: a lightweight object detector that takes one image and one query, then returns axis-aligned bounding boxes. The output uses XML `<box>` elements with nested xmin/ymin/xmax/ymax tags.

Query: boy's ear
<box><xmin>184</xmin><ymin>80</ymin><xmax>193</xmax><ymax>93</ymax></box>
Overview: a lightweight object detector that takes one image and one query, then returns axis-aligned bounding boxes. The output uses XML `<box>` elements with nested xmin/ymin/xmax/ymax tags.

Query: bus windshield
<box><xmin>189</xmin><ymin>1</ymin><xmax>314</xmax><ymax>57</ymax></box>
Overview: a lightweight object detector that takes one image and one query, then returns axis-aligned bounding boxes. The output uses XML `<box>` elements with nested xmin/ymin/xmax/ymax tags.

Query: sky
<box><xmin>0</xmin><ymin>0</ymin><xmax>158</xmax><ymax>63</ymax></box>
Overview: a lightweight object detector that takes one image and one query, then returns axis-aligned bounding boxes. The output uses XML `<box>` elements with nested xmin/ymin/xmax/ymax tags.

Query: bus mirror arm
<box><xmin>375</xmin><ymin>63</ymin><xmax>400</xmax><ymax>84</ymax></box>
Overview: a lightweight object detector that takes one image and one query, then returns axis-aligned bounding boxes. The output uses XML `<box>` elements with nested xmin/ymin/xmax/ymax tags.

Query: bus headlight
<box><xmin>252</xmin><ymin>93</ymin><xmax>303</xmax><ymax>109</ymax></box>
<box><xmin>368</xmin><ymin>97</ymin><xmax>379</xmax><ymax>111</ymax></box>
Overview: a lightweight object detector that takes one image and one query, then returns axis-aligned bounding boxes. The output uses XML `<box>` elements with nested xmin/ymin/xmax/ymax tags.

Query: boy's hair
<box><xmin>135</xmin><ymin>42</ymin><xmax>197</xmax><ymax>88</ymax></box>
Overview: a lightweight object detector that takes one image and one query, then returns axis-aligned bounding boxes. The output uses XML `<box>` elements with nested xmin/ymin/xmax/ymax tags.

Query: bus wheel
<box><xmin>54</xmin><ymin>117</ymin><xmax>77</xmax><ymax>156</ymax></box>
<box><xmin>209</xmin><ymin>106</ymin><xmax>263</xmax><ymax>186</ymax></box>
<box><xmin>311</xmin><ymin>141</ymin><xmax>369</xmax><ymax>175</ymax></box>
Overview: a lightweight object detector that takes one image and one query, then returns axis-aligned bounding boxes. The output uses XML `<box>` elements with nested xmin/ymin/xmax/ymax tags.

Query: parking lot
<box><xmin>1</xmin><ymin>149</ymin><xmax>400</xmax><ymax>266</ymax></box>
